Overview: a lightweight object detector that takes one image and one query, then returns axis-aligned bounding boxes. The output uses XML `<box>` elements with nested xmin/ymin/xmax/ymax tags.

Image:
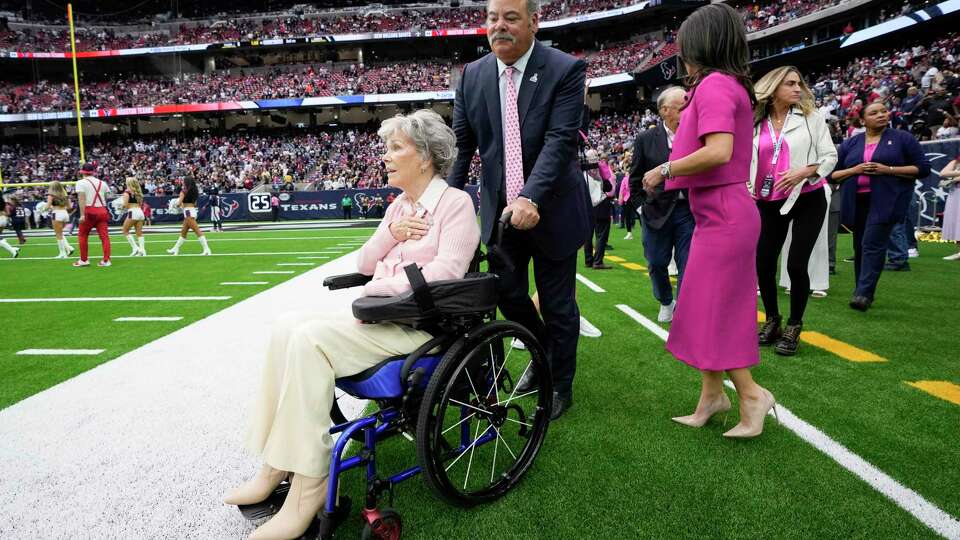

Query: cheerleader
<box><xmin>47</xmin><ymin>181</ymin><xmax>75</xmax><ymax>258</ymax></box>
<box><xmin>120</xmin><ymin>177</ymin><xmax>147</xmax><ymax>256</ymax></box>
<box><xmin>166</xmin><ymin>176</ymin><xmax>212</xmax><ymax>256</ymax></box>
<box><xmin>0</xmin><ymin>206</ymin><xmax>19</xmax><ymax>258</ymax></box>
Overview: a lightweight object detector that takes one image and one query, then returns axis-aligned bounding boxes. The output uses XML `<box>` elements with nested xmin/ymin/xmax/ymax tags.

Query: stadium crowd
<box><xmin>0</xmin><ymin>63</ymin><xmax>452</xmax><ymax>113</ymax></box>
<box><xmin>0</xmin><ymin>127</ymin><xmax>484</xmax><ymax>201</ymax></box>
<box><xmin>0</xmin><ymin>0</ymin><xmax>642</xmax><ymax>53</ymax></box>
<box><xmin>810</xmin><ymin>34</ymin><xmax>960</xmax><ymax>141</ymax></box>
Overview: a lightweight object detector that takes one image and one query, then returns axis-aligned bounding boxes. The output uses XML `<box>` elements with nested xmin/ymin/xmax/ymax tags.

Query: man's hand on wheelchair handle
<box><xmin>504</xmin><ymin>198</ymin><xmax>539</xmax><ymax>230</ymax></box>
<box><xmin>389</xmin><ymin>216</ymin><xmax>430</xmax><ymax>242</ymax></box>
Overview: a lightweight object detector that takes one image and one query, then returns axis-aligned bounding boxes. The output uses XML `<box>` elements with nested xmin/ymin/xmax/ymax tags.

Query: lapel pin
<box><xmin>530</xmin><ymin>73</ymin><xmax>538</xmax><ymax>83</ymax></box>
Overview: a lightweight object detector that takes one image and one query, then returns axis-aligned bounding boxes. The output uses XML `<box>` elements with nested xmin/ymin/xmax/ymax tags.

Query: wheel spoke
<box><xmin>503</xmin><ymin>416</ymin><xmax>532</xmax><ymax>428</ymax></box>
<box><xmin>448</xmin><ymin>398</ymin><xmax>490</xmax><ymax>416</ymax></box>
<box><xmin>463</xmin><ymin>419</ymin><xmax>482</xmax><ymax>490</ymax></box>
<box><xmin>499</xmin><ymin>389</ymin><xmax>538</xmax><ymax>407</ymax></box>
<box><xmin>441</xmin><ymin>411</ymin><xmax>476</xmax><ymax>435</ymax></box>
<box><xmin>490</xmin><ymin>423</ymin><xmax>517</xmax><ymax>460</ymax></box>
<box><xmin>490</xmin><ymin>426</ymin><xmax>500</xmax><ymax>483</ymax></box>
<box><xmin>444</xmin><ymin>424</ymin><xmax>492</xmax><ymax>473</ymax></box>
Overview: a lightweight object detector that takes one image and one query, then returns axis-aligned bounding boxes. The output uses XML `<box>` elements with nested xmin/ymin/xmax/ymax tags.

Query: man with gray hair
<box><xmin>447</xmin><ymin>0</ymin><xmax>588</xmax><ymax>420</ymax></box>
<box><xmin>629</xmin><ymin>86</ymin><xmax>694</xmax><ymax>323</ymax></box>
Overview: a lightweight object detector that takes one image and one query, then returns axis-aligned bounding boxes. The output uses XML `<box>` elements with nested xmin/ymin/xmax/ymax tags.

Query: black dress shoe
<box><xmin>592</xmin><ymin>263</ymin><xmax>613</xmax><ymax>270</ymax></box>
<box><xmin>758</xmin><ymin>315</ymin><xmax>782</xmax><ymax>345</ymax></box>
<box><xmin>884</xmin><ymin>263</ymin><xmax>910</xmax><ymax>271</ymax></box>
<box><xmin>550</xmin><ymin>391</ymin><xmax>573</xmax><ymax>421</ymax></box>
<box><xmin>514</xmin><ymin>369</ymin><xmax>539</xmax><ymax>394</ymax></box>
<box><xmin>849</xmin><ymin>295</ymin><xmax>872</xmax><ymax>311</ymax></box>
<box><xmin>774</xmin><ymin>323</ymin><xmax>802</xmax><ymax>356</ymax></box>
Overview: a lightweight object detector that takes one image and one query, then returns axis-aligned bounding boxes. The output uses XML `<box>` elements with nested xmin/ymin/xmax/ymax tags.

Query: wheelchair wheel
<box><xmin>415</xmin><ymin>320</ymin><xmax>552</xmax><ymax>507</ymax></box>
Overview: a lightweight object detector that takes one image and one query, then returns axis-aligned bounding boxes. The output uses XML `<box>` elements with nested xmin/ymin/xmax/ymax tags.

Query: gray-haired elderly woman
<box><xmin>224</xmin><ymin>109</ymin><xmax>479</xmax><ymax>540</ymax></box>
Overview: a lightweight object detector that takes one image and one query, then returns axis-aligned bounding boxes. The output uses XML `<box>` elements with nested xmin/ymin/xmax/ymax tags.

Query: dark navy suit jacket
<box><xmin>829</xmin><ymin>128</ymin><xmax>931</xmax><ymax>227</ymax></box>
<box><xmin>447</xmin><ymin>40</ymin><xmax>589</xmax><ymax>257</ymax></box>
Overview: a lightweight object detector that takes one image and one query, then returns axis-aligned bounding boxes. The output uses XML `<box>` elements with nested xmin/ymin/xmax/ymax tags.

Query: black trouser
<box><xmin>583</xmin><ymin>203</ymin><xmax>611</xmax><ymax>266</ymax></box>
<box><xmin>756</xmin><ymin>189</ymin><xmax>827</xmax><ymax>325</ymax></box>
<box><xmin>491</xmin><ymin>227</ymin><xmax>580</xmax><ymax>395</ymax></box>
<box><xmin>272</xmin><ymin>207</ymin><xmax>279</xmax><ymax>221</ymax></box>
<box><xmin>343</xmin><ymin>207</ymin><xmax>352</xmax><ymax>220</ymax></box>
<box><xmin>12</xmin><ymin>218</ymin><xmax>26</xmax><ymax>242</ymax></box>
<box><xmin>623</xmin><ymin>199</ymin><xmax>637</xmax><ymax>232</ymax></box>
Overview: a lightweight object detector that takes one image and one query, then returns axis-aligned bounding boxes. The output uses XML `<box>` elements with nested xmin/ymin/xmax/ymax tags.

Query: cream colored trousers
<box><xmin>246</xmin><ymin>309</ymin><xmax>434</xmax><ymax>478</ymax></box>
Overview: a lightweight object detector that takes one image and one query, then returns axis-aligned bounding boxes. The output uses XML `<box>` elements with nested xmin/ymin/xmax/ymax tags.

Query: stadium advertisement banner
<box><xmin>27</xmin><ymin>186</ymin><xmax>482</xmax><ymax>224</ymax></box>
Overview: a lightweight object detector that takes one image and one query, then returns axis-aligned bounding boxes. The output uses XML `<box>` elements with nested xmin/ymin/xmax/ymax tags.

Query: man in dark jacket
<box><xmin>628</xmin><ymin>86</ymin><xmax>693</xmax><ymax>323</ymax></box>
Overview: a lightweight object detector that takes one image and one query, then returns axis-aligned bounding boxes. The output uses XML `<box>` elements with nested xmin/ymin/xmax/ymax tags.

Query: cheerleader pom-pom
<box><xmin>167</xmin><ymin>198</ymin><xmax>182</xmax><ymax>214</ymax></box>
<box><xmin>110</xmin><ymin>198</ymin><xmax>126</xmax><ymax>212</ymax></box>
<box><xmin>34</xmin><ymin>201</ymin><xmax>50</xmax><ymax>215</ymax></box>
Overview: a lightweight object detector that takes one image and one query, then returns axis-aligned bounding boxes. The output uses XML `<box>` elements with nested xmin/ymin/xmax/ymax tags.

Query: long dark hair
<box><xmin>677</xmin><ymin>3</ymin><xmax>757</xmax><ymax>108</ymax></box>
<box><xmin>183</xmin><ymin>176</ymin><xmax>199</xmax><ymax>201</ymax></box>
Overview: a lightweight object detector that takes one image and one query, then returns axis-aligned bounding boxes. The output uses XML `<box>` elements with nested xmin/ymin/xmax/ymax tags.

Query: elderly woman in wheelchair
<box><xmin>225</xmin><ymin>110</ymin><xmax>553</xmax><ymax>540</ymax></box>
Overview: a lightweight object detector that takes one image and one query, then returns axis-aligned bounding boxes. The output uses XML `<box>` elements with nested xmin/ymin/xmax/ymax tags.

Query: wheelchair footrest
<box><xmin>237</xmin><ymin>482</ymin><xmax>290</xmax><ymax>521</ymax></box>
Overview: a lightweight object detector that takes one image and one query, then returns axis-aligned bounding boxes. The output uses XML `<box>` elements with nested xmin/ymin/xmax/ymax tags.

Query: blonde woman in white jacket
<box><xmin>750</xmin><ymin>66</ymin><xmax>838</xmax><ymax>356</ymax></box>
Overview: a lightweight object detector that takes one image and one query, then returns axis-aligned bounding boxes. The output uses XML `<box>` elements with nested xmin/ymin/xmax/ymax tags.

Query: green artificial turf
<box><xmin>2</xmin><ymin>223</ymin><xmax>957</xmax><ymax>538</ymax></box>
<box><xmin>0</xmin><ymin>228</ymin><xmax>375</xmax><ymax>409</ymax></box>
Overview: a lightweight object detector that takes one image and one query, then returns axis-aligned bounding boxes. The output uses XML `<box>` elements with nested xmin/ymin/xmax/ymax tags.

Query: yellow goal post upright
<box><xmin>0</xmin><ymin>4</ymin><xmax>84</xmax><ymax>192</ymax></box>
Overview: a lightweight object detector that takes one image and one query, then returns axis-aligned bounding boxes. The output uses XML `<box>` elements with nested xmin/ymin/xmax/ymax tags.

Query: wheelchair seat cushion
<box><xmin>352</xmin><ymin>272</ymin><xmax>498</xmax><ymax>325</ymax></box>
<box><xmin>336</xmin><ymin>354</ymin><xmax>443</xmax><ymax>399</ymax></box>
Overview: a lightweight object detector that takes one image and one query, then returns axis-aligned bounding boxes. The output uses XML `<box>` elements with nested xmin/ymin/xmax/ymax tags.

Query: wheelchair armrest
<box><xmin>323</xmin><ymin>273</ymin><xmax>373</xmax><ymax>290</ymax></box>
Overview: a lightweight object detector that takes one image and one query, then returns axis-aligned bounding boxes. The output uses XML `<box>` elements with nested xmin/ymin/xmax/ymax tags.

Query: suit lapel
<box><xmin>482</xmin><ymin>54</ymin><xmax>503</xmax><ymax>150</ymax></box>
<box><xmin>517</xmin><ymin>41</ymin><xmax>546</xmax><ymax>129</ymax></box>
<box><xmin>655</xmin><ymin>123</ymin><xmax>670</xmax><ymax>161</ymax></box>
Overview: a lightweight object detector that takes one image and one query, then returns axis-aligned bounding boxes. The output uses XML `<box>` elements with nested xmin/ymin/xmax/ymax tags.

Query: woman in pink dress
<box><xmin>642</xmin><ymin>3</ymin><xmax>776</xmax><ymax>438</ymax></box>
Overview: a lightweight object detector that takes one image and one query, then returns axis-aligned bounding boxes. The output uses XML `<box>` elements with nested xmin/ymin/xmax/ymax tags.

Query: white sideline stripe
<box><xmin>252</xmin><ymin>271</ymin><xmax>295</xmax><ymax>275</ymax></box>
<box><xmin>220</xmin><ymin>282</ymin><xmax>269</xmax><ymax>285</ymax></box>
<box><xmin>297</xmin><ymin>256</ymin><xmax>330</xmax><ymax>260</ymax></box>
<box><xmin>616</xmin><ymin>303</ymin><xmax>960</xmax><ymax>539</ymax></box>
<box><xmin>277</xmin><ymin>263</ymin><xmax>316</xmax><ymax>266</ymax></box>
<box><xmin>0</xmin><ymin>251</ymin><xmax>351</xmax><ymax>262</ymax></box>
<box><xmin>575</xmin><ymin>273</ymin><xmax>606</xmax><ymax>293</ymax></box>
<box><xmin>0</xmin><ymin>296</ymin><xmax>231</xmax><ymax>303</ymax></box>
<box><xmin>22</xmin><ymin>236</ymin><xmax>371</xmax><ymax>247</ymax></box>
<box><xmin>114</xmin><ymin>317</ymin><xmax>183</xmax><ymax>322</ymax></box>
<box><xmin>17</xmin><ymin>349</ymin><xmax>104</xmax><ymax>356</ymax></box>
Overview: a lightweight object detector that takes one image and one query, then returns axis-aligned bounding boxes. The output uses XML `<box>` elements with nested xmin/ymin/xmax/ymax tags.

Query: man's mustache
<box><xmin>490</xmin><ymin>32</ymin><xmax>516</xmax><ymax>43</ymax></box>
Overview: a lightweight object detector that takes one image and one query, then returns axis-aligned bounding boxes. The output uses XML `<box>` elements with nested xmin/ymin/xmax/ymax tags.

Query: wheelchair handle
<box><xmin>488</xmin><ymin>210</ymin><xmax>515</xmax><ymax>273</ymax></box>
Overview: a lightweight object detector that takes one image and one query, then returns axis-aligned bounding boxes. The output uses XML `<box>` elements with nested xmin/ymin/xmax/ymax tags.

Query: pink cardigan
<box><xmin>618</xmin><ymin>173</ymin><xmax>630</xmax><ymax>204</ymax></box>
<box><xmin>356</xmin><ymin>178</ymin><xmax>480</xmax><ymax>297</ymax></box>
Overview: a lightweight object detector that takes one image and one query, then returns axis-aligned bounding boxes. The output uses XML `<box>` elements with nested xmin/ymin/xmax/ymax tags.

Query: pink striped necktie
<box><xmin>502</xmin><ymin>66</ymin><xmax>524</xmax><ymax>203</ymax></box>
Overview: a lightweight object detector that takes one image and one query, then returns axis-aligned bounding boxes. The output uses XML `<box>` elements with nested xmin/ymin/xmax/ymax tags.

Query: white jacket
<box><xmin>748</xmin><ymin>107</ymin><xmax>838</xmax><ymax>215</ymax></box>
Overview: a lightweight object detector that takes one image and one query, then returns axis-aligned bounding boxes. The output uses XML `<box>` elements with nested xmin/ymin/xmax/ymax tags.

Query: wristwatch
<box><xmin>660</xmin><ymin>161</ymin><xmax>672</xmax><ymax>179</ymax></box>
<box><xmin>520</xmin><ymin>196</ymin><xmax>538</xmax><ymax>209</ymax></box>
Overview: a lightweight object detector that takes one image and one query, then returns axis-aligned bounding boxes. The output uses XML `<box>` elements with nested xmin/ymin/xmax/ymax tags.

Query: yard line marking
<box><xmin>604</xmin><ymin>255</ymin><xmax>626</xmax><ymax>262</ymax></box>
<box><xmin>621</xmin><ymin>262</ymin><xmax>647</xmax><ymax>271</ymax></box>
<box><xmin>0</xmin><ymin>251</ymin><xmax>349</xmax><ymax>262</ymax></box>
<box><xmin>277</xmin><ymin>263</ymin><xmax>316</xmax><ymax>266</ymax></box>
<box><xmin>906</xmin><ymin>381</ymin><xmax>960</xmax><ymax>406</ymax></box>
<box><xmin>114</xmin><ymin>317</ymin><xmax>183</xmax><ymax>322</ymax></box>
<box><xmin>220</xmin><ymin>282</ymin><xmax>269</xmax><ymax>286</ymax></box>
<box><xmin>253</xmin><ymin>271</ymin><xmax>295</xmax><ymax>275</ymax></box>
<box><xmin>297</xmin><ymin>256</ymin><xmax>330</xmax><ymax>260</ymax></box>
<box><xmin>758</xmin><ymin>312</ymin><xmax>886</xmax><ymax>363</ymax></box>
<box><xmin>20</xmin><ymin>235</ymin><xmax>372</xmax><ymax>247</ymax></box>
<box><xmin>0</xmin><ymin>296</ymin><xmax>231</xmax><ymax>303</ymax></box>
<box><xmin>616</xmin><ymin>304</ymin><xmax>668</xmax><ymax>340</ymax></box>
<box><xmin>575</xmin><ymin>274</ymin><xmax>606</xmax><ymax>293</ymax></box>
<box><xmin>617</xmin><ymin>303</ymin><xmax>960</xmax><ymax>538</ymax></box>
<box><xmin>17</xmin><ymin>349</ymin><xmax>104</xmax><ymax>356</ymax></box>
<box><xmin>801</xmin><ymin>331</ymin><xmax>887</xmax><ymax>363</ymax></box>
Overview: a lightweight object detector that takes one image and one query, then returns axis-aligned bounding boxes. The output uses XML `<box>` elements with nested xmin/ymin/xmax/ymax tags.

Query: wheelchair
<box><xmin>235</xmin><ymin>214</ymin><xmax>554</xmax><ymax>539</ymax></box>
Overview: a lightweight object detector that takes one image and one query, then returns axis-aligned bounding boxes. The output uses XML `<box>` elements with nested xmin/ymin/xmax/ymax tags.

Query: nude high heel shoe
<box><xmin>223</xmin><ymin>465</ymin><xmax>288</xmax><ymax>506</ymax></box>
<box><xmin>249</xmin><ymin>473</ymin><xmax>327</xmax><ymax>540</ymax></box>
<box><xmin>671</xmin><ymin>393</ymin><xmax>732</xmax><ymax>428</ymax></box>
<box><xmin>723</xmin><ymin>389</ymin><xmax>778</xmax><ymax>439</ymax></box>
